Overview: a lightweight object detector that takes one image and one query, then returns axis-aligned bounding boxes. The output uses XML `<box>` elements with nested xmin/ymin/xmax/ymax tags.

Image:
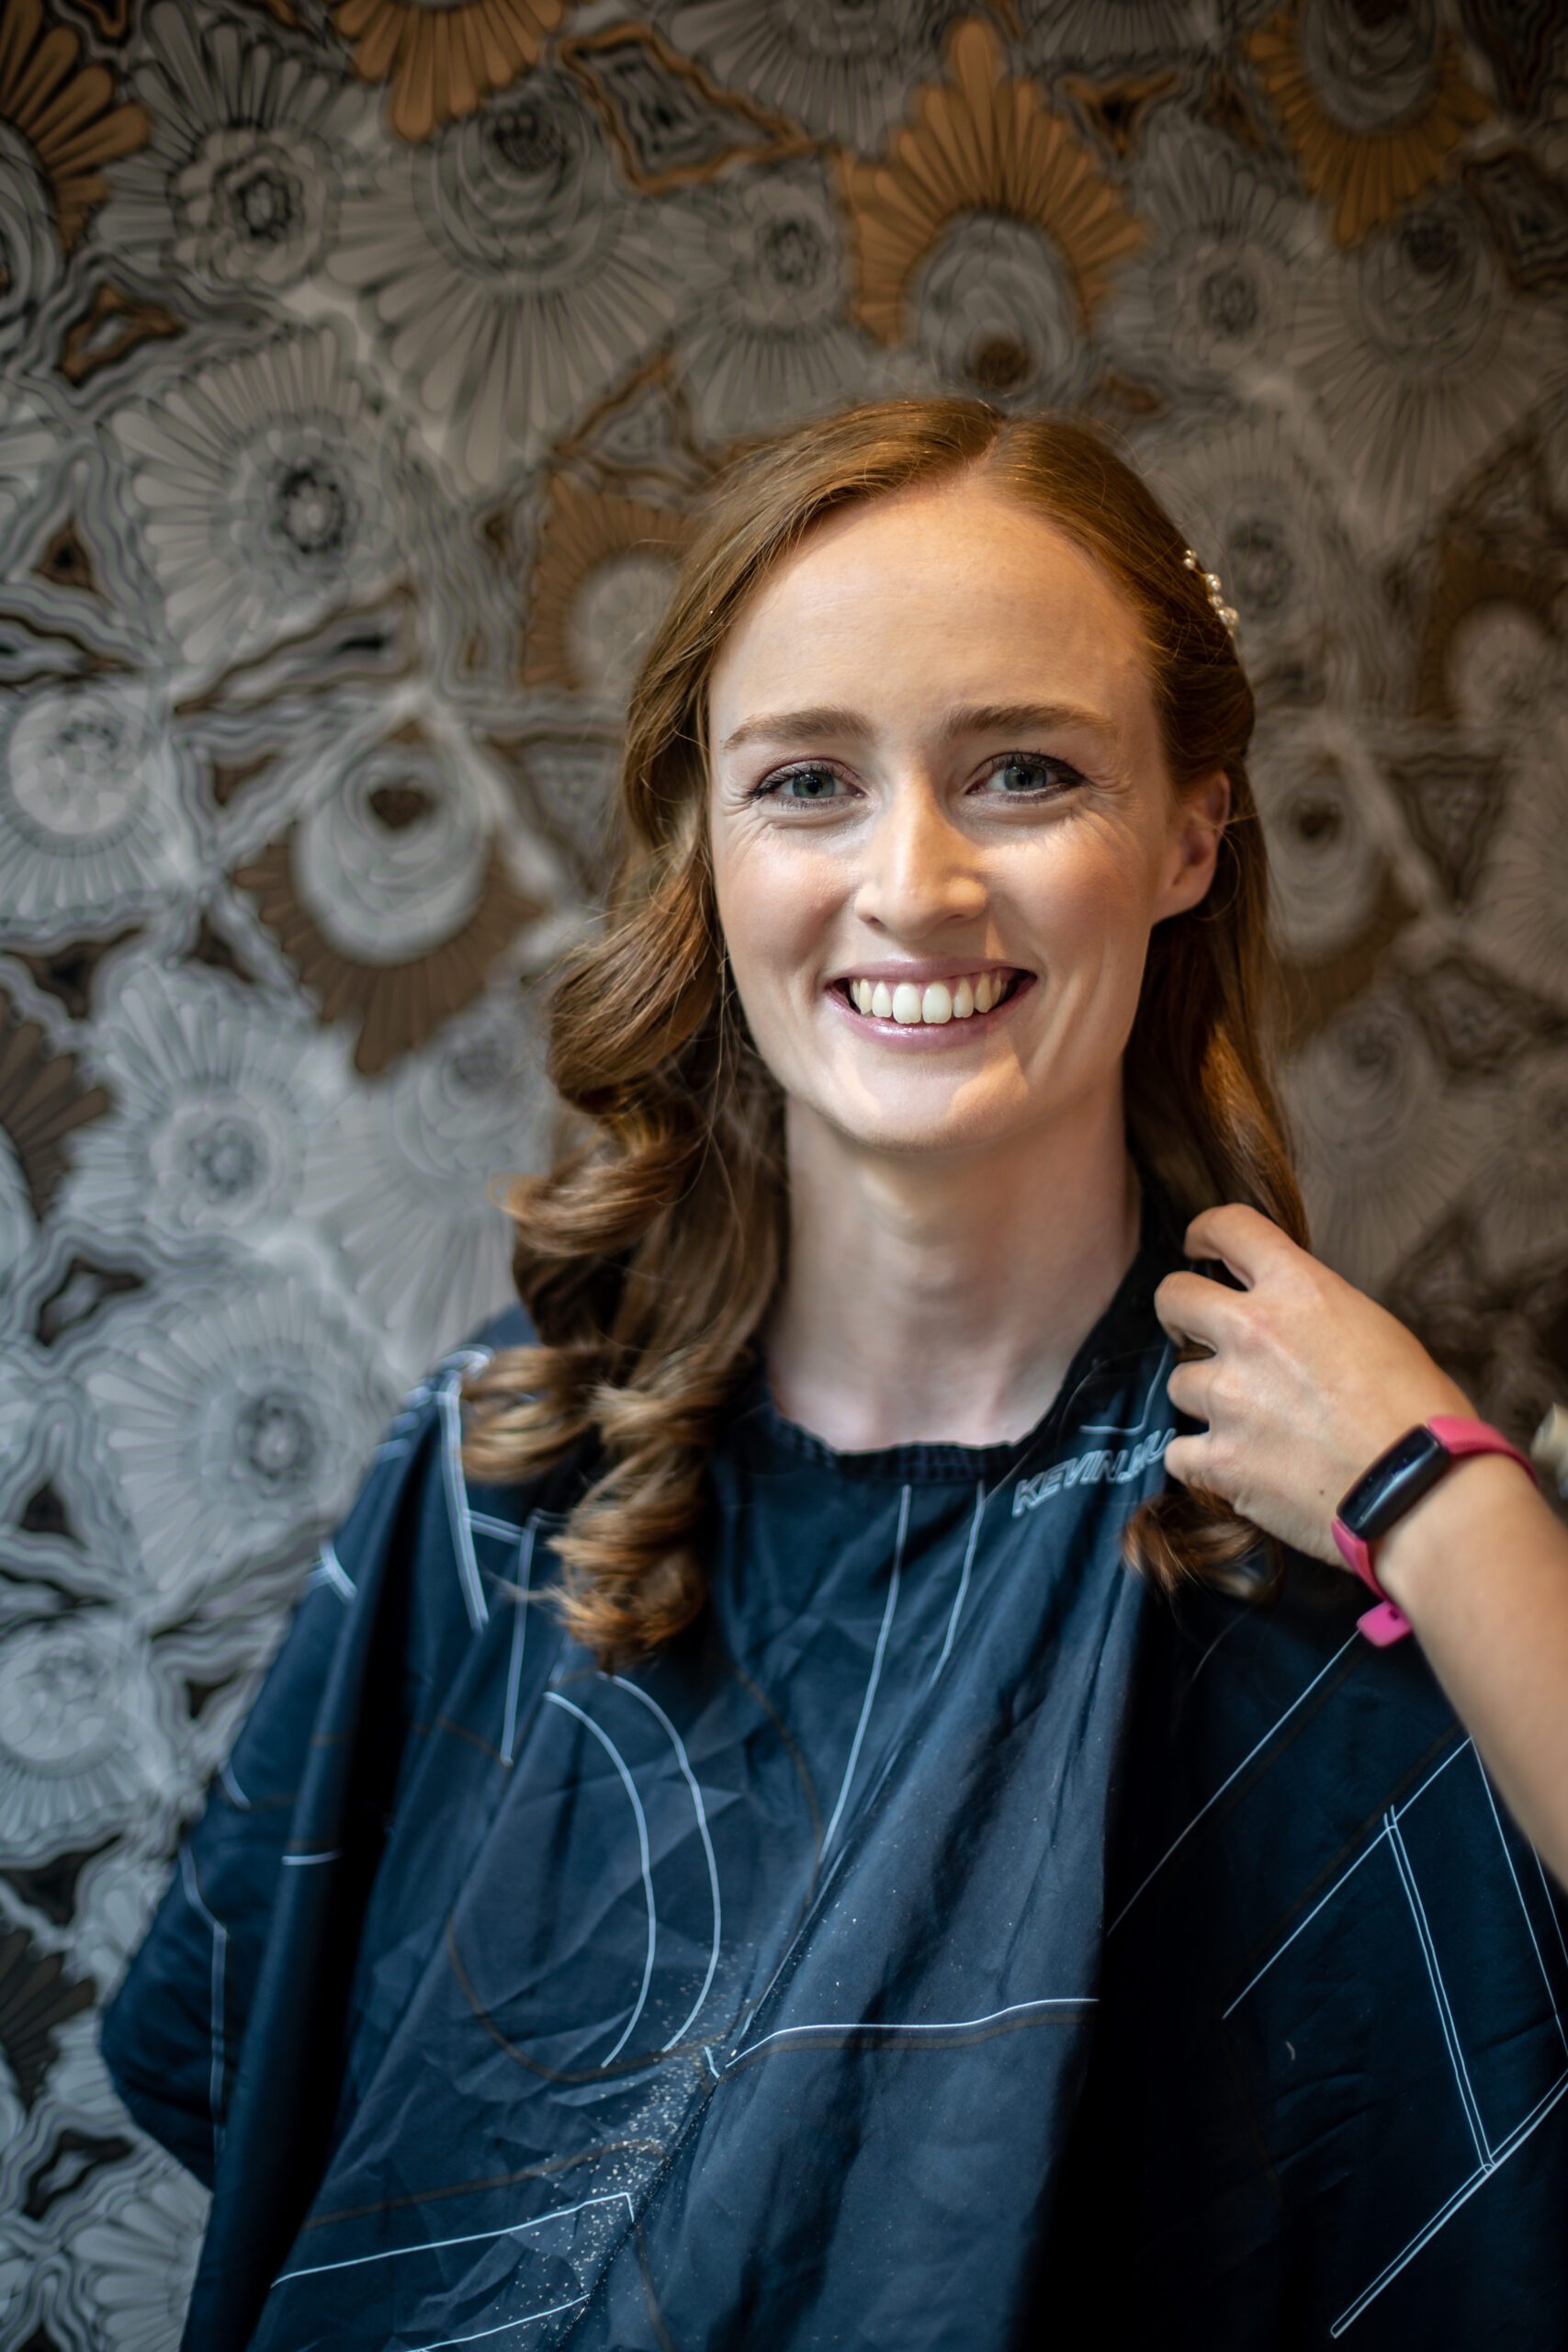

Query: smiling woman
<box><xmin>100</xmin><ymin>399</ymin><xmax>1568</xmax><ymax>2352</ymax></box>
<box><xmin>462</xmin><ymin>401</ymin><xmax>1297</xmax><ymax>1657</ymax></box>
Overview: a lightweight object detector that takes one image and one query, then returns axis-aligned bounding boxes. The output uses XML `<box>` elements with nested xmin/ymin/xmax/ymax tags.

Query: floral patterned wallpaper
<box><xmin>1</xmin><ymin>0</ymin><xmax>1566</xmax><ymax>2340</ymax></box>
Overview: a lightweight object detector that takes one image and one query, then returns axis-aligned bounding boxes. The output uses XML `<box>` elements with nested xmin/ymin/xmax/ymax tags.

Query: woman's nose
<box><xmin>853</xmin><ymin>780</ymin><xmax>987</xmax><ymax>934</ymax></box>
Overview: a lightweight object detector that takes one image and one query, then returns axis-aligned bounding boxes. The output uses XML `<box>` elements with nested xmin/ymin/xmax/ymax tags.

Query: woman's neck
<box><xmin>764</xmin><ymin>1091</ymin><xmax>1145</xmax><ymax>1452</ymax></box>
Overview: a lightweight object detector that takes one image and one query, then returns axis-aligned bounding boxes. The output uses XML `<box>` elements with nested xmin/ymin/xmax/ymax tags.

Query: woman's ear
<box><xmin>1156</xmin><ymin>768</ymin><xmax>1230</xmax><ymax>922</ymax></box>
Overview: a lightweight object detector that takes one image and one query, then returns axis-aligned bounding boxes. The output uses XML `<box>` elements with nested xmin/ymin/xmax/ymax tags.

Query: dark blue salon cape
<box><xmin>101</xmin><ymin>1181</ymin><xmax>1568</xmax><ymax>2351</ymax></box>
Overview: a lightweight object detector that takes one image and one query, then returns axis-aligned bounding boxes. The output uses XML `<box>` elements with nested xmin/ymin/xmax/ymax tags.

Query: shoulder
<box><xmin>1131</xmin><ymin>1546</ymin><xmax>1457</xmax><ymax>1802</ymax></box>
<box><xmin>1094</xmin><ymin>1551</ymin><xmax>1568</xmax><ymax>2343</ymax></box>
<box><xmin>1111</xmin><ymin>1544</ymin><xmax>1508</xmax><ymax>1953</ymax></box>
<box><xmin>304</xmin><ymin>1298</ymin><xmax>554</xmax><ymax>1673</ymax></box>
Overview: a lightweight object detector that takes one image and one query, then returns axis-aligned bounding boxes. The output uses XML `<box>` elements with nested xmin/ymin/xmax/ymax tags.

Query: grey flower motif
<box><xmin>0</xmin><ymin>386</ymin><xmax>58</xmax><ymax>553</ymax></box>
<box><xmin>901</xmin><ymin>212</ymin><xmax>1097</xmax><ymax>409</ymax></box>
<box><xmin>108</xmin><ymin>323</ymin><xmax>425</xmax><ymax>681</ymax></box>
<box><xmin>1280</xmin><ymin>979</ymin><xmax>1492</xmax><ymax>1292</ymax></box>
<box><xmin>660</xmin><ymin>0</ymin><xmax>956</xmax><ymax>152</ymax></box>
<box><xmin>671</xmin><ymin>160</ymin><xmax>877</xmax><ymax>446</ymax></box>
<box><xmin>301</xmin><ymin>994</ymin><xmax>546</xmax><ymax>1381</ymax></box>
<box><xmin>1292</xmin><ymin>0</ymin><xmax>1447</xmax><ymax>132</ymax></box>
<box><xmin>1104</xmin><ymin>118</ymin><xmax>1314</xmax><ymax>394</ymax></box>
<box><xmin>72</xmin><ymin>2162</ymin><xmax>208</xmax><ymax>2352</ymax></box>
<box><xmin>1249</xmin><ymin>711</ymin><xmax>1389</xmax><ymax>966</ymax></box>
<box><xmin>66</xmin><ymin>1838</ymin><xmax>177</xmax><ymax>1999</ymax></box>
<box><xmin>491</xmin><ymin>726</ymin><xmax>622</xmax><ymax>898</ymax></box>
<box><xmin>0</xmin><ymin>121</ymin><xmax>62</xmax><ymax>365</ymax></box>
<box><xmin>291</xmin><ymin>721</ymin><xmax>503</xmax><ymax>966</ymax></box>
<box><xmin>1472</xmin><ymin>1051</ymin><xmax>1568</xmax><ymax>1266</ymax></box>
<box><xmin>0</xmin><ymin>683</ymin><xmax>197</xmax><ymax>938</ymax></box>
<box><xmin>1290</xmin><ymin>186</ymin><xmax>1568</xmax><ymax>551</ymax></box>
<box><xmin>0</xmin><ymin>1353</ymin><xmax>41</xmax><ymax>1522</ymax></box>
<box><xmin>1443</xmin><ymin>604</ymin><xmax>1559</xmax><ymax>737</ymax></box>
<box><xmin>1018</xmin><ymin>0</ymin><xmax>1216</xmax><ymax>74</ymax></box>
<box><xmin>1467</xmin><ymin>697</ymin><xmax>1568</xmax><ymax>1007</ymax></box>
<box><xmin>0</xmin><ymin>2229</ymin><xmax>42</xmax><ymax>2350</ymax></box>
<box><xmin>61</xmin><ymin>963</ymin><xmax>343</xmax><ymax>1257</ymax></box>
<box><xmin>563</xmin><ymin>548</ymin><xmax>686</xmax><ymax>714</ymax></box>
<box><xmin>100</xmin><ymin>1</ymin><xmax>370</xmax><ymax>297</ymax></box>
<box><xmin>1133</xmin><ymin>402</ymin><xmax>1385</xmax><ymax>705</ymax></box>
<box><xmin>0</xmin><ymin>1124</ymin><xmax>31</xmax><ymax>1305</ymax></box>
<box><xmin>329</xmin><ymin>79</ymin><xmax>701</xmax><ymax>487</ymax></box>
<box><xmin>79</xmin><ymin>1272</ymin><xmax>397</xmax><ymax>1612</ymax></box>
<box><xmin>0</xmin><ymin>1614</ymin><xmax>175</xmax><ymax>1866</ymax></box>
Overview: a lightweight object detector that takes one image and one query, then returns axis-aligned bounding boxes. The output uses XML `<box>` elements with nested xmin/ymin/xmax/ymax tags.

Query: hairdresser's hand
<box><xmin>1151</xmin><ymin>1202</ymin><xmax>1478</xmax><ymax>1571</ymax></box>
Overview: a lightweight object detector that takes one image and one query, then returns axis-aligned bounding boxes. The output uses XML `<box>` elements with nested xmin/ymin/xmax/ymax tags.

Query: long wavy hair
<box><xmin>463</xmin><ymin>397</ymin><xmax>1309</xmax><ymax>1668</ymax></box>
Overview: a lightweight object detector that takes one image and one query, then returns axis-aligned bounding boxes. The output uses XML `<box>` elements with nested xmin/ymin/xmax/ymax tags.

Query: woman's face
<box><xmin>705</xmin><ymin>473</ymin><xmax>1228</xmax><ymax>1161</ymax></box>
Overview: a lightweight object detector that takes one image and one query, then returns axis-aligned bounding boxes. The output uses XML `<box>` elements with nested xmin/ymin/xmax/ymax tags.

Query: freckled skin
<box><xmin>702</xmin><ymin>473</ymin><xmax>1229</xmax><ymax>1453</ymax></box>
<box><xmin>706</xmin><ymin>475</ymin><xmax>1228</xmax><ymax>1165</ymax></box>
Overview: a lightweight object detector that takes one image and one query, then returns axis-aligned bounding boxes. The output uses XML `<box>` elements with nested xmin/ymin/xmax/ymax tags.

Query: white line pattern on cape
<box><xmin>544</xmin><ymin>1691</ymin><xmax>658</xmax><ymax>2065</ymax></box>
<box><xmin>272</xmin><ymin>2190</ymin><xmax>635</xmax><ymax>2284</ymax></box>
<box><xmin>500</xmin><ymin>1516</ymin><xmax>538</xmax><ymax>1766</ymax></box>
<box><xmin>821</xmin><ymin>1483</ymin><xmax>910</xmax><ymax>1859</ymax></box>
<box><xmin>411</xmin><ymin>2299</ymin><xmax>591</xmax><ymax>2349</ymax></box>
<box><xmin>930</xmin><ymin>1480</ymin><xmax>986</xmax><ymax>1682</ymax></box>
<box><xmin>727</xmin><ymin>1996</ymin><xmax>1100</xmax><ymax>2068</ymax></box>
<box><xmin>609</xmin><ymin>1673</ymin><xmax>724</xmax><ymax>2052</ymax></box>
<box><xmin>1387</xmin><ymin>1809</ymin><xmax>1490</xmax><ymax>2165</ymax></box>
<box><xmin>438</xmin><ymin>1349</ymin><xmax>494</xmax><ymax>1634</ymax></box>
<box><xmin>1223</xmin><ymin>1739</ymin><xmax>1474</xmax><ymax>2019</ymax></box>
<box><xmin>1472</xmin><ymin>1750</ymin><xmax>1568</xmax><ymax>2061</ymax></box>
<box><xmin>1331</xmin><ymin>2069</ymin><xmax>1568</xmax><ymax>2335</ymax></box>
<box><xmin>310</xmin><ymin>1540</ymin><xmax>355</xmax><ymax>1602</ymax></box>
<box><xmin>1108</xmin><ymin>1630</ymin><xmax>1361</xmax><ymax>1933</ymax></box>
<box><xmin>178</xmin><ymin>1846</ymin><xmax>227</xmax><ymax>2167</ymax></box>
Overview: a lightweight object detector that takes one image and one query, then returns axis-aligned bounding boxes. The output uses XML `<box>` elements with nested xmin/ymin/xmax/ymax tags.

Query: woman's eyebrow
<box><xmin>718</xmin><ymin>700</ymin><xmax>1122</xmax><ymax>755</ymax></box>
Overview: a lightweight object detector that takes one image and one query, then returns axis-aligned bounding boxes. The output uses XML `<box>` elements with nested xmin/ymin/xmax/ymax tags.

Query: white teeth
<box><xmin>846</xmin><ymin>970</ymin><xmax>1016</xmax><ymax>1023</ymax></box>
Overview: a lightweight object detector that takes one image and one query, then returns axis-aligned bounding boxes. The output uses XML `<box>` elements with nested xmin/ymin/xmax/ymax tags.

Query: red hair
<box><xmin>464</xmin><ymin>398</ymin><xmax>1306</xmax><ymax>1668</ymax></box>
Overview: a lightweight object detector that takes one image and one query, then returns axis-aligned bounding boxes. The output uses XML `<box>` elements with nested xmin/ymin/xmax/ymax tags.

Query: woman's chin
<box><xmin>798</xmin><ymin>1079</ymin><xmax>1043</xmax><ymax>1162</ymax></box>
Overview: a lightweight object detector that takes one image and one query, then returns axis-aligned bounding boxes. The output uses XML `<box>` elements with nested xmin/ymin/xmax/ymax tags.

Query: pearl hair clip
<box><xmin>1183</xmin><ymin>547</ymin><xmax>1238</xmax><ymax>636</ymax></box>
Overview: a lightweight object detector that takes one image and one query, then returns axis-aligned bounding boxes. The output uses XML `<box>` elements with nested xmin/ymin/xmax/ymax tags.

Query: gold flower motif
<box><xmin>1245</xmin><ymin>3</ymin><xmax>1489</xmax><ymax>247</ymax></box>
<box><xmin>330</xmin><ymin>0</ymin><xmax>568</xmax><ymax>142</ymax></box>
<box><xmin>0</xmin><ymin>0</ymin><xmax>146</xmax><ymax>250</ymax></box>
<box><xmin>57</xmin><ymin>281</ymin><xmax>183</xmax><ymax>387</ymax></box>
<box><xmin>838</xmin><ymin>16</ymin><xmax>1144</xmax><ymax>345</ymax></box>
<box><xmin>558</xmin><ymin>20</ymin><xmax>813</xmax><ymax>197</ymax></box>
<box><xmin>235</xmin><ymin>829</ymin><xmax>543</xmax><ymax>1077</ymax></box>
<box><xmin>519</xmin><ymin>473</ymin><xmax>693</xmax><ymax>695</ymax></box>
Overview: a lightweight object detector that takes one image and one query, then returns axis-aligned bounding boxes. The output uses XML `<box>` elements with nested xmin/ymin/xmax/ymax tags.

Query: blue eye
<box><xmin>982</xmin><ymin>752</ymin><xmax>1081</xmax><ymax>797</ymax></box>
<box><xmin>750</xmin><ymin>752</ymin><xmax>1083</xmax><ymax>807</ymax></box>
<box><xmin>754</xmin><ymin>764</ymin><xmax>847</xmax><ymax>804</ymax></box>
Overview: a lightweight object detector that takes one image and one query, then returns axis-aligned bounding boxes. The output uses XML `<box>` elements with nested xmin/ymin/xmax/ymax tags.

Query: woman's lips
<box><xmin>826</xmin><ymin>968</ymin><xmax>1036</xmax><ymax>1046</ymax></box>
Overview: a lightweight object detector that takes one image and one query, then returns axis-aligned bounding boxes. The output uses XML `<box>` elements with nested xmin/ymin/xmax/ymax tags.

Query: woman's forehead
<box><xmin>707</xmin><ymin>481</ymin><xmax>1152</xmax><ymax>747</ymax></box>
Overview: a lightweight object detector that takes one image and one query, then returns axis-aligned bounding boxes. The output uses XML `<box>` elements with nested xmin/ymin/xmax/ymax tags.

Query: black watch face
<box><xmin>1340</xmin><ymin>1424</ymin><xmax>1447</xmax><ymax>1541</ymax></box>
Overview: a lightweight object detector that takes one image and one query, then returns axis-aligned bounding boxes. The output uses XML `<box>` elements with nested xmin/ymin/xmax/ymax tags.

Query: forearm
<box><xmin>1373</xmin><ymin>1453</ymin><xmax>1568</xmax><ymax>1892</ymax></box>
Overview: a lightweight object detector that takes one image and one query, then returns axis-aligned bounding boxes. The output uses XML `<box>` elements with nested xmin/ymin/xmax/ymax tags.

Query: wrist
<box><xmin>1370</xmin><ymin>1450</ymin><xmax>1545</xmax><ymax>1616</ymax></box>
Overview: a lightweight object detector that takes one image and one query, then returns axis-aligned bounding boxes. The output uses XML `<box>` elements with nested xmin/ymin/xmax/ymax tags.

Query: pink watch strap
<box><xmin>1331</xmin><ymin>1416</ymin><xmax>1539</xmax><ymax>1646</ymax></box>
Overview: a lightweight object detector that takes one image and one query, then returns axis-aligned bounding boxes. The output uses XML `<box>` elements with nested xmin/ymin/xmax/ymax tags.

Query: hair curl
<box><xmin>462</xmin><ymin>397</ymin><xmax>1309</xmax><ymax>1668</ymax></box>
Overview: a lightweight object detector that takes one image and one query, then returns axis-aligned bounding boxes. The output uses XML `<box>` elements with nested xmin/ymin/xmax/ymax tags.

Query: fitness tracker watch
<box><xmin>1331</xmin><ymin>1414</ymin><xmax>1540</xmax><ymax>1646</ymax></box>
